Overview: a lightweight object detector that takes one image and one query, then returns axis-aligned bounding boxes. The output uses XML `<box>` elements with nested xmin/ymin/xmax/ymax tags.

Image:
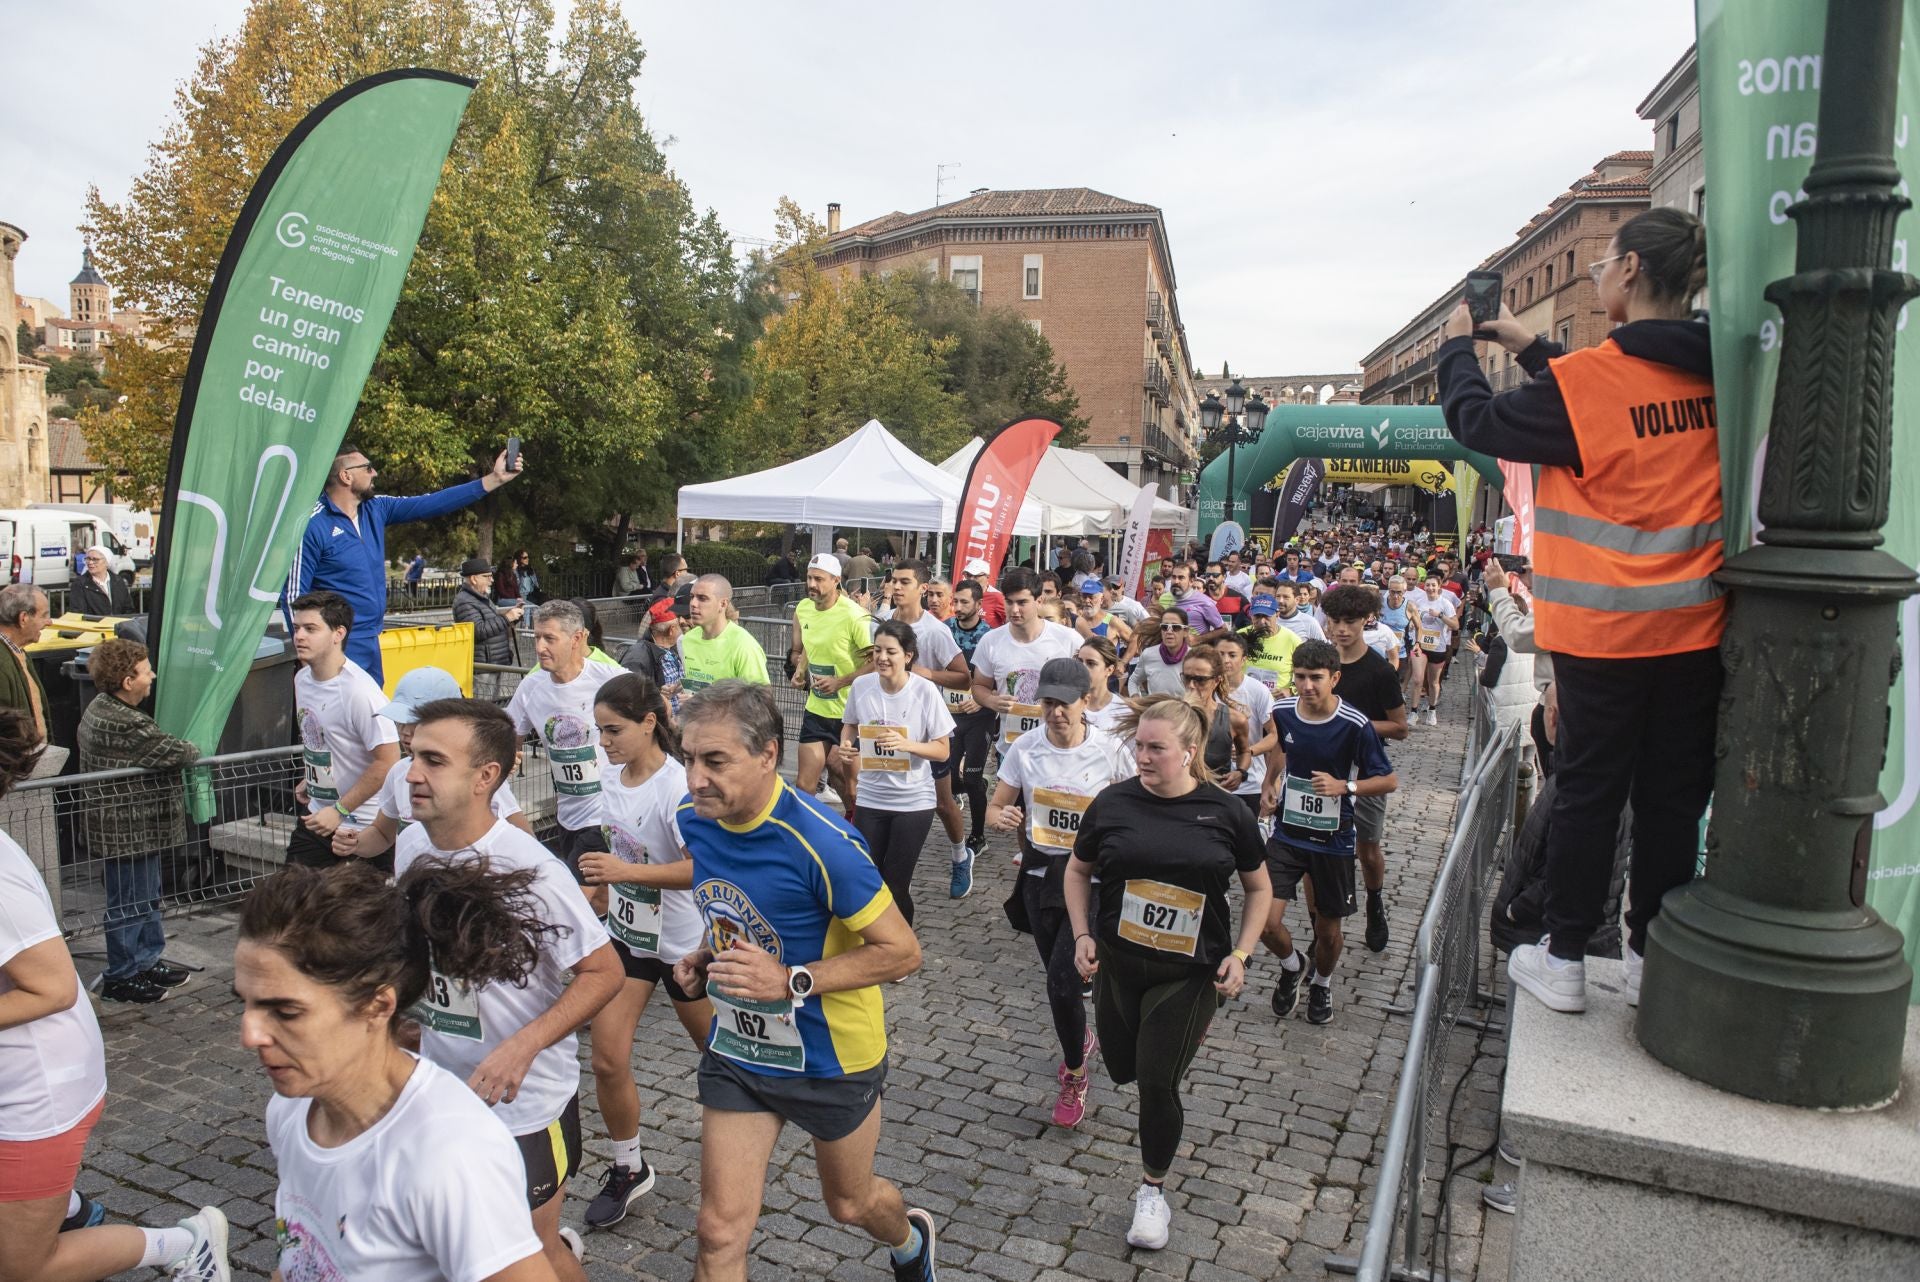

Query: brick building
<box><xmin>816</xmin><ymin>187</ymin><xmax>1199</xmax><ymax>499</ymax></box>
<box><xmin>1359</xmin><ymin>151</ymin><xmax>1652</xmax><ymax>404</ymax></box>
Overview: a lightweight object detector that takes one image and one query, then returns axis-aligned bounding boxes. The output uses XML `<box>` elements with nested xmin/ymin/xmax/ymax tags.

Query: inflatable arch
<box><xmin>1196</xmin><ymin>405</ymin><xmax>1503</xmax><ymax>538</ymax></box>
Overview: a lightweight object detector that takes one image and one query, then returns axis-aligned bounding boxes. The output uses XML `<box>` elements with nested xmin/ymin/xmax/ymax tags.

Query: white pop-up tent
<box><xmin>938</xmin><ymin>438</ymin><xmax>1191</xmax><ymax>534</ymax></box>
<box><xmin>676</xmin><ymin>419</ymin><xmax>1045</xmax><ymax>569</ymax></box>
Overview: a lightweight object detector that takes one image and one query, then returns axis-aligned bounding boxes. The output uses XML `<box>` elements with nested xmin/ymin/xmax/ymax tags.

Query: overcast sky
<box><xmin>6</xmin><ymin>1</ymin><xmax>1694</xmax><ymax>373</ymax></box>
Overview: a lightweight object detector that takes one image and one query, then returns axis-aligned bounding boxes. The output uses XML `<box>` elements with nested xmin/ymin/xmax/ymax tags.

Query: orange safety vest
<box><xmin>1534</xmin><ymin>339</ymin><xmax>1727</xmax><ymax>659</ymax></box>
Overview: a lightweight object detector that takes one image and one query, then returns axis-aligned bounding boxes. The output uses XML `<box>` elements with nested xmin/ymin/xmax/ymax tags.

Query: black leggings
<box><xmin>952</xmin><ymin>712</ymin><xmax>996</xmax><ymax>842</ymax></box>
<box><xmin>1022</xmin><ymin>870</ymin><xmax>1087</xmax><ymax>1071</ymax></box>
<box><xmin>1094</xmin><ymin>943</ymin><xmax>1220</xmax><ymax>1180</ymax></box>
<box><xmin>853</xmin><ymin>806</ymin><xmax>936</xmax><ymax>925</ymax></box>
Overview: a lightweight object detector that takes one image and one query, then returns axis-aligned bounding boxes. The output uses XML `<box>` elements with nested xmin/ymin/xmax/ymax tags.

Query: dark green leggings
<box><xmin>1093</xmin><ymin>942</ymin><xmax>1221</xmax><ymax>1179</ymax></box>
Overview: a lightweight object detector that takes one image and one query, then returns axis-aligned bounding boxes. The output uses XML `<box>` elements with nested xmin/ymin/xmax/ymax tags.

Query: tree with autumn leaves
<box><xmin>82</xmin><ymin>0</ymin><xmax>1085</xmax><ymax>558</ymax></box>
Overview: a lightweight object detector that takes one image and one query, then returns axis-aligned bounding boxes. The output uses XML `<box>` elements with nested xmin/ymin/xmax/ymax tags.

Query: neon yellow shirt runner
<box><xmin>1239</xmin><ymin>624</ymin><xmax>1301</xmax><ymax>693</ymax></box>
<box><xmin>681</xmin><ymin>622</ymin><xmax>770</xmax><ymax>692</ymax></box>
<box><xmin>795</xmin><ymin>595</ymin><xmax>871</xmax><ymax>718</ymax></box>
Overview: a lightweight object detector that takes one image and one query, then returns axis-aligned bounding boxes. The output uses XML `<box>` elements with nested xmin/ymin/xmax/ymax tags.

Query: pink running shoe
<box><xmin>1057</xmin><ymin>1028</ymin><xmax>1099</xmax><ymax>1084</ymax></box>
<box><xmin>1051</xmin><ymin>1067</ymin><xmax>1090</xmax><ymax>1128</ymax></box>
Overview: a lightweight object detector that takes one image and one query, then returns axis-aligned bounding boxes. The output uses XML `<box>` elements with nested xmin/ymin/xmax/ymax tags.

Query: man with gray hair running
<box><xmin>671</xmin><ymin>679</ymin><xmax>938</xmax><ymax>1282</ymax></box>
<box><xmin>505</xmin><ymin>599</ymin><xmax>626</xmax><ymax>879</ymax></box>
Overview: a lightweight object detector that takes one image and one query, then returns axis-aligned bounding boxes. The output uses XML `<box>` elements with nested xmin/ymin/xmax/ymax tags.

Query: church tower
<box><xmin>70</xmin><ymin>244</ymin><xmax>110</xmax><ymax>325</ymax></box>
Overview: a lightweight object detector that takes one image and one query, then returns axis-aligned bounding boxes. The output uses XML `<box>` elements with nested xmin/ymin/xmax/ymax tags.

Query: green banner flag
<box><xmin>1697</xmin><ymin>0</ymin><xmax>1920</xmax><ymax>985</ymax></box>
<box><xmin>147</xmin><ymin>70</ymin><xmax>473</xmax><ymax>763</ymax></box>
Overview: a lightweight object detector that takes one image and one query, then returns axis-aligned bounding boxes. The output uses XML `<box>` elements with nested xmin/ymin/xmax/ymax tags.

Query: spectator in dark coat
<box><xmin>71</xmin><ymin>547</ymin><xmax>133</xmax><ymax>615</ymax></box>
<box><xmin>1491</xmin><ymin>776</ymin><xmax>1630</xmax><ymax>959</ymax></box>
<box><xmin>453</xmin><ymin>556</ymin><xmax>521</xmax><ymax>666</ymax></box>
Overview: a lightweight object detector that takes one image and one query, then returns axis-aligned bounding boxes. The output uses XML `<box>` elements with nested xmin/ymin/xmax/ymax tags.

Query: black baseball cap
<box><xmin>1035</xmin><ymin>657</ymin><xmax>1092</xmax><ymax>703</ymax></box>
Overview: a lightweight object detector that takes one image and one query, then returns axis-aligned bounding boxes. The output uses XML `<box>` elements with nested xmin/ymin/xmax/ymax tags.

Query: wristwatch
<box><xmin>787</xmin><ymin>964</ymin><xmax>816</xmax><ymax>1007</ymax></box>
<box><xmin>1346</xmin><ymin>780</ymin><xmax>1358</xmax><ymax>797</ymax></box>
<box><xmin>1231</xmin><ymin>947</ymin><xmax>1253</xmax><ymax>965</ymax></box>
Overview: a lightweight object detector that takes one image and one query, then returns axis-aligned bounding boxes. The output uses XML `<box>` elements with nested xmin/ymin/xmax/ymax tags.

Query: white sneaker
<box><xmin>170</xmin><ymin>1207</ymin><xmax>231</xmax><ymax>1282</ymax></box>
<box><xmin>1508</xmin><ymin>941</ymin><xmax>1586</xmax><ymax>1013</ymax></box>
<box><xmin>559</xmin><ymin>1225</ymin><xmax>585</xmax><ymax>1262</ymax></box>
<box><xmin>1424</xmin><ymin>707</ymin><xmax>1438</xmax><ymax>727</ymax></box>
<box><xmin>1126</xmin><ymin>1182</ymin><xmax>1171</xmax><ymax>1250</ymax></box>
<box><xmin>1623</xmin><ymin>944</ymin><xmax>1643</xmax><ymax>1008</ymax></box>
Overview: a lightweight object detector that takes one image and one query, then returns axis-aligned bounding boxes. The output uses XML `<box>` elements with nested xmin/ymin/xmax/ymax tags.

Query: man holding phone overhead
<box><xmin>288</xmin><ymin>442</ymin><xmax>526</xmax><ymax>683</ymax></box>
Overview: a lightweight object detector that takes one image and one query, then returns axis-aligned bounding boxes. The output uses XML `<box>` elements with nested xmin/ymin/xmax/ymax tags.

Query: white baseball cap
<box><xmin>808</xmin><ymin>553</ymin><xmax>843</xmax><ymax>577</ymax></box>
<box><xmin>962</xmin><ymin>557</ymin><xmax>991</xmax><ymax>575</ymax></box>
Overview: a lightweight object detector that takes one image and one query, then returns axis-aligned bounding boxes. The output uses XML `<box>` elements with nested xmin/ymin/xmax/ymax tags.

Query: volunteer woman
<box><xmin>988</xmin><ymin>658</ymin><xmax>1133</xmax><ymax>1130</ymax></box>
<box><xmin>836</xmin><ymin>620</ymin><xmax>954</xmax><ymax>925</ymax></box>
<box><xmin>234</xmin><ymin>860</ymin><xmax>560</xmax><ymax>1282</ymax></box>
<box><xmin>1213</xmin><ymin>633</ymin><xmax>1277</xmax><ymax>824</ymax></box>
<box><xmin>1065</xmin><ymin>696</ymin><xmax>1270</xmax><ymax>1251</ymax></box>
<box><xmin>0</xmin><ymin>711</ymin><xmax>229</xmax><ymax>1282</ymax></box>
<box><xmin>576</xmin><ymin>674</ymin><xmax>712</xmax><ymax>1230</ymax></box>
<box><xmin>1075</xmin><ymin>636</ymin><xmax>1129</xmax><ymax>734</ymax></box>
<box><xmin>1440</xmin><ymin>205</ymin><xmax>1720</xmax><ymax>1015</ymax></box>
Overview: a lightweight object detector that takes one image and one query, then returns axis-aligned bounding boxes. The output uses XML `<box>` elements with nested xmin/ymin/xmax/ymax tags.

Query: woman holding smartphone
<box><xmin>1439</xmin><ymin>206</ymin><xmax>1720</xmax><ymax>1016</ymax></box>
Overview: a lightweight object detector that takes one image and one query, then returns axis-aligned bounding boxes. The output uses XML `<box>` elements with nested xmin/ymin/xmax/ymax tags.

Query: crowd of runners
<box><xmin>0</xmin><ymin>516</ymin><xmax>1502</xmax><ymax>1282</ymax></box>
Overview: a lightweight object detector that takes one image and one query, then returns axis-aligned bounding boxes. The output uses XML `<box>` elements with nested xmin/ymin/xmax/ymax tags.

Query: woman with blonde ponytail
<box><xmin>1064</xmin><ymin>694</ymin><xmax>1271</xmax><ymax>1251</ymax></box>
<box><xmin>1437</xmin><ymin>204</ymin><xmax>1721</xmax><ymax>1018</ymax></box>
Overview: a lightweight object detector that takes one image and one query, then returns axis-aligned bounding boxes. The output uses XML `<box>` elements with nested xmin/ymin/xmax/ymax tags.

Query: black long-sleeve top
<box><xmin>1436</xmin><ymin>318</ymin><xmax>1715</xmax><ymax>476</ymax></box>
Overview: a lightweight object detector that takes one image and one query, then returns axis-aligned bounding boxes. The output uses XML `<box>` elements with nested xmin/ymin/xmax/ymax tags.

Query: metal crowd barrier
<box><xmin>1327</xmin><ymin>716</ymin><xmax>1524</xmax><ymax>1282</ymax></box>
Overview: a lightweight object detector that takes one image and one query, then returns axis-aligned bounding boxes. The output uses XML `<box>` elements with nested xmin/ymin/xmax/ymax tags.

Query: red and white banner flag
<box><xmin>1500</xmin><ymin>459</ymin><xmax>1535</xmax><ymax>556</ymax></box>
<box><xmin>1118</xmin><ymin>483</ymin><xmax>1159</xmax><ymax>604</ymax></box>
<box><xmin>952</xmin><ymin>417</ymin><xmax>1061</xmax><ymax>581</ymax></box>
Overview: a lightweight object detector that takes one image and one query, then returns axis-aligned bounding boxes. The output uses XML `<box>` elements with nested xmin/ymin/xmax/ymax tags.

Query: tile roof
<box><xmin>834</xmin><ymin>188</ymin><xmax>1158</xmax><ymax>240</ymax></box>
<box><xmin>48</xmin><ymin>419</ymin><xmax>98</xmax><ymax>471</ymax></box>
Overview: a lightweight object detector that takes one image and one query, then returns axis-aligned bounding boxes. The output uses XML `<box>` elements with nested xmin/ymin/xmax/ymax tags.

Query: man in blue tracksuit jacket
<box><xmin>287</xmin><ymin>442</ymin><xmax>523</xmax><ymax>683</ymax></box>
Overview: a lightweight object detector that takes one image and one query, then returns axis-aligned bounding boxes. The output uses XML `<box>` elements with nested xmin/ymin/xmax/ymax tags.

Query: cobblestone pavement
<box><xmin>72</xmin><ymin>682</ymin><xmax>1509</xmax><ymax>1281</ymax></box>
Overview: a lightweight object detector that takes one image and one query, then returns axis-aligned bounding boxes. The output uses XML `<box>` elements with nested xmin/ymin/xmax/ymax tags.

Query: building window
<box><xmin>1667</xmin><ymin>116</ymin><xmax>1680</xmax><ymax>155</ymax></box>
<box><xmin>1023</xmin><ymin>253</ymin><xmax>1043</xmax><ymax>299</ymax></box>
<box><xmin>1558</xmin><ymin>320</ymin><xmax>1572</xmax><ymax>348</ymax></box>
<box><xmin>950</xmin><ymin>254</ymin><xmax>982</xmax><ymax>304</ymax></box>
<box><xmin>1566</xmin><ymin>250</ymin><xmax>1575</xmax><ymax>279</ymax></box>
<box><xmin>1526</xmin><ymin>276</ymin><xmax>1535</xmax><ymax>305</ymax></box>
<box><xmin>1692</xmin><ymin>182</ymin><xmax>1707</xmax><ymax>218</ymax></box>
<box><xmin>1545</xmin><ymin>264</ymin><xmax>1554</xmax><ymax>291</ymax></box>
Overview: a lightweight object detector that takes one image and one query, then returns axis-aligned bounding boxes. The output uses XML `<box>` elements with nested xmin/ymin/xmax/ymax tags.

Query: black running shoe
<box><xmin>1271</xmin><ymin>951</ymin><xmax>1305</xmax><ymax>1019</ymax></box>
<box><xmin>142</xmin><ymin>961</ymin><xmax>192</xmax><ymax>989</ymax></box>
<box><xmin>966</xmin><ymin>833</ymin><xmax>988</xmax><ymax>859</ymax></box>
<box><xmin>1307</xmin><ymin>982</ymin><xmax>1334</xmax><ymax>1025</ymax></box>
<box><xmin>99</xmin><ymin>975</ymin><xmax>167</xmax><ymax>1004</ymax></box>
<box><xmin>583</xmin><ymin>1159</ymin><xmax>655</xmax><ymax>1229</ymax></box>
<box><xmin>1364</xmin><ymin>897</ymin><xmax>1390</xmax><ymax>953</ymax></box>
<box><xmin>891</xmin><ymin>1207</ymin><xmax>938</xmax><ymax>1282</ymax></box>
<box><xmin>61</xmin><ymin>1194</ymin><xmax>107</xmax><ymax>1231</ymax></box>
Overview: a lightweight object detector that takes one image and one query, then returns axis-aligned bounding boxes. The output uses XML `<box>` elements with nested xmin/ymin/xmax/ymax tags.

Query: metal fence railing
<box><xmin>1327</xmin><ymin>715</ymin><xmax>1524</xmax><ymax>1282</ymax></box>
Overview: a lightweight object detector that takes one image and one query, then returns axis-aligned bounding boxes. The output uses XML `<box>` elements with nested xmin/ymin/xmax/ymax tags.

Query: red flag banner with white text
<box><xmin>952</xmin><ymin>417</ymin><xmax>1061</xmax><ymax>581</ymax></box>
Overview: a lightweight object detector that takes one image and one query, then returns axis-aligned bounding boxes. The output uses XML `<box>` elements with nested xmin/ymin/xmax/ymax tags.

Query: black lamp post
<box><xmin>1635</xmin><ymin>0</ymin><xmax>1916</xmax><ymax>1107</ymax></box>
<box><xmin>1201</xmin><ymin>378</ymin><xmax>1269</xmax><ymax>535</ymax></box>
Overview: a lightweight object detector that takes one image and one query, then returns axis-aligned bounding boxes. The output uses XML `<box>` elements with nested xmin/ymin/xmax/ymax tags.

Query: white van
<box><xmin>0</xmin><ymin>508</ymin><xmax>137</xmax><ymax>590</ymax></box>
<box><xmin>35</xmin><ymin>503</ymin><xmax>155</xmax><ymax>568</ymax></box>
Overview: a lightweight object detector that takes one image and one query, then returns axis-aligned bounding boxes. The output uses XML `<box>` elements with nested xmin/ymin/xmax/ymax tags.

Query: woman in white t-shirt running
<box><xmin>987</xmin><ymin>657</ymin><xmax>1134</xmax><ymax>1132</ymax></box>
<box><xmin>235</xmin><ymin>860</ymin><xmax>559</xmax><ymax>1282</ymax></box>
<box><xmin>574</xmin><ymin>674</ymin><xmax>713</xmax><ymax>1230</ymax></box>
<box><xmin>0</xmin><ymin>709</ymin><xmax>230</xmax><ymax>1282</ymax></box>
<box><xmin>1076</xmin><ymin>636</ymin><xmax>1130</xmax><ymax>736</ymax></box>
<box><xmin>836</xmin><ymin>620</ymin><xmax>954</xmax><ymax>925</ymax></box>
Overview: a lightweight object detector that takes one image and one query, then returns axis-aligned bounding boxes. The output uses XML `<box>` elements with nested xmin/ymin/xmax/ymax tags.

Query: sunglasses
<box><xmin>1161</xmin><ymin>622</ymin><xmax>1188</xmax><ymax>632</ymax></box>
<box><xmin>1181</xmin><ymin>673</ymin><xmax>1214</xmax><ymax>687</ymax></box>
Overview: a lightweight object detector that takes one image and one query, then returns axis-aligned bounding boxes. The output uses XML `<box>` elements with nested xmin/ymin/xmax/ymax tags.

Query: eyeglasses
<box><xmin>1181</xmin><ymin>673</ymin><xmax>1214</xmax><ymax>687</ymax></box>
<box><xmin>1160</xmin><ymin>622</ymin><xmax>1187</xmax><ymax>632</ymax></box>
<box><xmin>1588</xmin><ymin>253</ymin><xmax>1629</xmax><ymax>283</ymax></box>
<box><xmin>340</xmin><ymin>461</ymin><xmax>375</xmax><ymax>472</ymax></box>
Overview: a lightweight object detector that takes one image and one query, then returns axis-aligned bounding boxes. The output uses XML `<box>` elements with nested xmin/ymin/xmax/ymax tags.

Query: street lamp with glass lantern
<box><xmin>1201</xmin><ymin>378</ymin><xmax>1269</xmax><ymax>536</ymax></box>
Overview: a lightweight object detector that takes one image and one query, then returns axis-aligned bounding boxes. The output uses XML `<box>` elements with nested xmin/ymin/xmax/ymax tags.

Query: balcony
<box><xmin>1147</xmin><ymin>290</ymin><xmax>1166</xmax><ymax>335</ymax></box>
<box><xmin>1360</xmin><ymin>352</ymin><xmax>1435</xmax><ymax>403</ymax></box>
<box><xmin>1139</xmin><ymin>420</ymin><xmax>1187</xmax><ymax>464</ymax></box>
<box><xmin>1144</xmin><ymin>360</ymin><xmax>1170</xmax><ymax>403</ymax></box>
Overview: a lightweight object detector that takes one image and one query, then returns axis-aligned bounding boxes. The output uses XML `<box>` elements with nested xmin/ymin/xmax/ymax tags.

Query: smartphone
<box><xmin>505</xmin><ymin>435</ymin><xmax>522</xmax><ymax>472</ymax></box>
<box><xmin>1464</xmin><ymin>271</ymin><xmax>1503</xmax><ymax>328</ymax></box>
